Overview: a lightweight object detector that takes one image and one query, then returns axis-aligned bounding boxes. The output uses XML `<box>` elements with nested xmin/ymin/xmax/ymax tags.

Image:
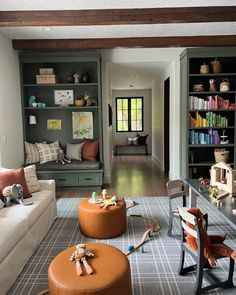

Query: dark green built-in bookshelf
<box><xmin>180</xmin><ymin>48</ymin><xmax>236</xmax><ymax>179</ymax></box>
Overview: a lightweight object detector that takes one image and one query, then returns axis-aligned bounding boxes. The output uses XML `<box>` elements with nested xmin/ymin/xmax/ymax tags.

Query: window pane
<box><xmin>136</xmin><ymin>120</ymin><xmax>142</xmax><ymax>131</ymax></box>
<box><xmin>123</xmin><ymin>121</ymin><xmax>128</xmax><ymax>131</ymax></box>
<box><xmin>117</xmin><ymin>110</ymin><xmax>123</xmax><ymax>120</ymax></box>
<box><xmin>123</xmin><ymin>99</ymin><xmax>128</xmax><ymax>109</ymax></box>
<box><xmin>131</xmin><ymin>120</ymin><xmax>137</xmax><ymax>131</ymax></box>
<box><xmin>117</xmin><ymin>99</ymin><xmax>123</xmax><ymax>109</ymax></box>
<box><xmin>131</xmin><ymin>109</ymin><xmax>137</xmax><ymax>120</ymax></box>
<box><xmin>131</xmin><ymin>99</ymin><xmax>137</xmax><ymax>109</ymax></box>
<box><xmin>137</xmin><ymin>99</ymin><xmax>142</xmax><ymax>109</ymax></box>
<box><xmin>137</xmin><ymin>110</ymin><xmax>142</xmax><ymax>120</ymax></box>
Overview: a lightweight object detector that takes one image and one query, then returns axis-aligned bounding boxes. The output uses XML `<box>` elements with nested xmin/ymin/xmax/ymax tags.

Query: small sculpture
<box><xmin>73</xmin><ymin>73</ymin><xmax>80</xmax><ymax>84</ymax></box>
<box><xmin>209</xmin><ymin>79</ymin><xmax>217</xmax><ymax>91</ymax></box>
<box><xmin>100</xmin><ymin>196</ymin><xmax>118</xmax><ymax>209</ymax></box>
<box><xmin>2</xmin><ymin>184</ymin><xmax>32</xmax><ymax>207</ymax></box>
<box><xmin>102</xmin><ymin>189</ymin><xmax>107</xmax><ymax>199</ymax></box>
<box><xmin>70</xmin><ymin>244</ymin><xmax>94</xmax><ymax>276</ymax></box>
<box><xmin>91</xmin><ymin>191</ymin><xmax>97</xmax><ymax>202</ymax></box>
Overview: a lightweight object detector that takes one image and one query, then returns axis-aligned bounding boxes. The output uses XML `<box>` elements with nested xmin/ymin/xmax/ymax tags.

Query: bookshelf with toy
<box><xmin>180</xmin><ymin>48</ymin><xmax>236</xmax><ymax>179</ymax></box>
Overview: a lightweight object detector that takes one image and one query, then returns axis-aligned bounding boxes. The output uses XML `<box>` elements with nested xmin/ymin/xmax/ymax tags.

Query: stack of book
<box><xmin>189</xmin><ymin>130</ymin><xmax>220</xmax><ymax>145</ymax></box>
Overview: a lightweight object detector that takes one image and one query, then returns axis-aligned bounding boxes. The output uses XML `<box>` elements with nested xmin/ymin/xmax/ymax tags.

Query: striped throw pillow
<box><xmin>25</xmin><ymin>141</ymin><xmax>46</xmax><ymax>164</ymax></box>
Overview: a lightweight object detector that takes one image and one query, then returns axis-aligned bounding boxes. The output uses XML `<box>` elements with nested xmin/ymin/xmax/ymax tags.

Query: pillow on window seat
<box><xmin>25</xmin><ymin>141</ymin><xmax>46</xmax><ymax>164</ymax></box>
<box><xmin>127</xmin><ymin>137</ymin><xmax>138</xmax><ymax>145</ymax></box>
<box><xmin>35</xmin><ymin>141</ymin><xmax>60</xmax><ymax>164</ymax></box>
<box><xmin>82</xmin><ymin>138</ymin><xmax>99</xmax><ymax>161</ymax></box>
<box><xmin>137</xmin><ymin>134</ymin><xmax>148</xmax><ymax>145</ymax></box>
<box><xmin>66</xmin><ymin>142</ymin><xmax>84</xmax><ymax>161</ymax></box>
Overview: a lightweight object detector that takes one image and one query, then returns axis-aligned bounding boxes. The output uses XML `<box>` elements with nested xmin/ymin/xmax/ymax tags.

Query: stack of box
<box><xmin>36</xmin><ymin>68</ymin><xmax>58</xmax><ymax>84</ymax></box>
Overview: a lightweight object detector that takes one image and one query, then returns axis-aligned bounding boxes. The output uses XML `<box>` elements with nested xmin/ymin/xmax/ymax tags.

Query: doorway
<box><xmin>164</xmin><ymin>77</ymin><xmax>170</xmax><ymax>174</ymax></box>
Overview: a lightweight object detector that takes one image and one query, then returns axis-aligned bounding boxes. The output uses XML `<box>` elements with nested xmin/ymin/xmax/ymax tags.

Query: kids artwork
<box><xmin>72</xmin><ymin>112</ymin><xmax>93</xmax><ymax>139</ymax></box>
<box><xmin>47</xmin><ymin>119</ymin><xmax>62</xmax><ymax>130</ymax></box>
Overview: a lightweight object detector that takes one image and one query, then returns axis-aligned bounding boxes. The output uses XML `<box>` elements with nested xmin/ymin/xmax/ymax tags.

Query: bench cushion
<box><xmin>34</xmin><ymin>160</ymin><xmax>100</xmax><ymax>171</ymax></box>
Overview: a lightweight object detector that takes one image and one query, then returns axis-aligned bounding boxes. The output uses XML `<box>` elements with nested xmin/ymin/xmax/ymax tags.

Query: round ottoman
<box><xmin>79</xmin><ymin>197</ymin><xmax>126</xmax><ymax>238</ymax></box>
<box><xmin>48</xmin><ymin>243</ymin><xmax>132</xmax><ymax>295</ymax></box>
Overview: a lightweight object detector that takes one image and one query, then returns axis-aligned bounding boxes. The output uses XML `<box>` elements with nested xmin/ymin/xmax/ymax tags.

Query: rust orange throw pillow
<box><xmin>82</xmin><ymin>138</ymin><xmax>99</xmax><ymax>161</ymax></box>
<box><xmin>0</xmin><ymin>168</ymin><xmax>31</xmax><ymax>201</ymax></box>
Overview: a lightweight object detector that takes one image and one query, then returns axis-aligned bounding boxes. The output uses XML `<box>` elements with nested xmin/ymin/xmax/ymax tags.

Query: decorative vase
<box><xmin>66</xmin><ymin>74</ymin><xmax>74</xmax><ymax>83</ymax></box>
<box><xmin>81</xmin><ymin>72</ymin><xmax>90</xmax><ymax>83</ymax></box>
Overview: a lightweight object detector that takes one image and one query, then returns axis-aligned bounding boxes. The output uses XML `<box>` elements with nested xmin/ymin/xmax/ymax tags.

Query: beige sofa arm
<box><xmin>38</xmin><ymin>179</ymin><xmax>56</xmax><ymax>200</ymax></box>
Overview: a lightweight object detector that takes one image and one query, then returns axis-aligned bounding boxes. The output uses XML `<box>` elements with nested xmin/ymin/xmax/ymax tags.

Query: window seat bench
<box><xmin>115</xmin><ymin>144</ymin><xmax>148</xmax><ymax>155</ymax></box>
<box><xmin>33</xmin><ymin>161</ymin><xmax>103</xmax><ymax>188</ymax></box>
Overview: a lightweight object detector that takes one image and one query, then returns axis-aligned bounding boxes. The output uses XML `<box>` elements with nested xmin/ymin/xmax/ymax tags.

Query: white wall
<box><xmin>151</xmin><ymin>60</ymin><xmax>181</xmax><ymax>179</ymax></box>
<box><xmin>0</xmin><ymin>32</ymin><xmax>23</xmax><ymax>168</ymax></box>
<box><xmin>112</xmin><ymin>89</ymin><xmax>152</xmax><ymax>153</ymax></box>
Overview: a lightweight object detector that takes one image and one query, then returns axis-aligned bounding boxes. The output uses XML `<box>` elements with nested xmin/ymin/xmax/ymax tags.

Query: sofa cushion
<box><xmin>0</xmin><ymin>168</ymin><xmax>31</xmax><ymax>201</ymax></box>
<box><xmin>82</xmin><ymin>138</ymin><xmax>99</xmax><ymax>161</ymax></box>
<box><xmin>24</xmin><ymin>164</ymin><xmax>40</xmax><ymax>193</ymax></box>
<box><xmin>0</xmin><ymin>190</ymin><xmax>54</xmax><ymax>227</ymax></box>
<box><xmin>35</xmin><ymin>161</ymin><xmax>100</xmax><ymax>171</ymax></box>
<box><xmin>0</xmin><ymin>216</ymin><xmax>28</xmax><ymax>263</ymax></box>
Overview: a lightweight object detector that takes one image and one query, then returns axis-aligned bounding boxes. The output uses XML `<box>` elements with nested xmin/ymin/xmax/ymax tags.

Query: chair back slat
<box><xmin>178</xmin><ymin>207</ymin><xmax>196</xmax><ymax>225</ymax></box>
<box><xmin>181</xmin><ymin>220</ymin><xmax>198</xmax><ymax>238</ymax></box>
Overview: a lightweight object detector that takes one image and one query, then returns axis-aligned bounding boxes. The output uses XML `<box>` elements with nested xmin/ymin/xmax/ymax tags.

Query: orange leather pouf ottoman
<box><xmin>48</xmin><ymin>243</ymin><xmax>132</xmax><ymax>295</ymax></box>
<box><xmin>78</xmin><ymin>197</ymin><xmax>126</xmax><ymax>239</ymax></box>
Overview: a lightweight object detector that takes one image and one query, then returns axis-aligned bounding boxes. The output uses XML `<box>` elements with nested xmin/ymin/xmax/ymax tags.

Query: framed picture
<box><xmin>54</xmin><ymin>90</ymin><xmax>74</xmax><ymax>106</ymax></box>
<box><xmin>47</xmin><ymin>119</ymin><xmax>62</xmax><ymax>130</ymax></box>
<box><xmin>72</xmin><ymin>112</ymin><xmax>93</xmax><ymax>139</ymax></box>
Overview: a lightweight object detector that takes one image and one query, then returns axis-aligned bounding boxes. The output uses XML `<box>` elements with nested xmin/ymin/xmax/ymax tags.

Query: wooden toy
<box><xmin>210</xmin><ymin>162</ymin><xmax>236</xmax><ymax>194</ymax></box>
<box><xmin>125</xmin><ymin>215</ymin><xmax>160</xmax><ymax>256</ymax></box>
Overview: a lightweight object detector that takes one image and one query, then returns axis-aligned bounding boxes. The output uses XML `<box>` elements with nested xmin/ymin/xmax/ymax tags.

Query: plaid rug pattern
<box><xmin>8</xmin><ymin>196</ymin><xmax>236</xmax><ymax>295</ymax></box>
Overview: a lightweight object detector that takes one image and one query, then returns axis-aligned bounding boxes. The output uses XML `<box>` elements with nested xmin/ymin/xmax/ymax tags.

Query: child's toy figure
<box><xmin>100</xmin><ymin>196</ymin><xmax>118</xmax><ymax>209</ymax></box>
<box><xmin>70</xmin><ymin>244</ymin><xmax>94</xmax><ymax>276</ymax></box>
<box><xmin>186</xmin><ymin>207</ymin><xmax>236</xmax><ymax>268</ymax></box>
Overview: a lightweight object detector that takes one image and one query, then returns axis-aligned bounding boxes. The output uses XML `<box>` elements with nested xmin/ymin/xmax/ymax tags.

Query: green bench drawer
<box><xmin>77</xmin><ymin>173</ymin><xmax>102</xmax><ymax>186</ymax></box>
<box><xmin>54</xmin><ymin>174</ymin><xmax>75</xmax><ymax>186</ymax></box>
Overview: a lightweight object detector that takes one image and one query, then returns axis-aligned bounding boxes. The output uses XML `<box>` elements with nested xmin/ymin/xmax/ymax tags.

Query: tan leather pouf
<box><xmin>48</xmin><ymin>243</ymin><xmax>132</xmax><ymax>295</ymax></box>
<box><xmin>78</xmin><ymin>197</ymin><xmax>126</xmax><ymax>238</ymax></box>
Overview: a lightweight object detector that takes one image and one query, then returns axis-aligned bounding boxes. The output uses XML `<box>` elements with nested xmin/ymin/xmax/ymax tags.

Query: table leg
<box><xmin>189</xmin><ymin>187</ymin><xmax>197</xmax><ymax>207</ymax></box>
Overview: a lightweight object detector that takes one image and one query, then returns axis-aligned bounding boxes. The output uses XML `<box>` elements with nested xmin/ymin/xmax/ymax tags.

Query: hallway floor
<box><xmin>58</xmin><ymin>155</ymin><xmax>169</xmax><ymax>198</ymax></box>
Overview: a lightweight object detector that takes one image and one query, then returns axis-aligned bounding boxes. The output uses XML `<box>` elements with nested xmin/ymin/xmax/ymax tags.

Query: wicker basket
<box><xmin>75</xmin><ymin>99</ymin><xmax>85</xmax><ymax>106</ymax></box>
<box><xmin>214</xmin><ymin>149</ymin><xmax>229</xmax><ymax>163</ymax></box>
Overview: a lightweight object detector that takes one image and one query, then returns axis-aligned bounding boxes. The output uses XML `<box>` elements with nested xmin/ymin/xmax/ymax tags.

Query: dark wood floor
<box><xmin>57</xmin><ymin>155</ymin><xmax>169</xmax><ymax>198</ymax></box>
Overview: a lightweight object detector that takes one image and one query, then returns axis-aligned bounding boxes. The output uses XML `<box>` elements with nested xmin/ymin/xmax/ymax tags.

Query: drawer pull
<box><xmin>84</xmin><ymin>177</ymin><xmax>92</xmax><ymax>181</ymax></box>
<box><xmin>58</xmin><ymin>178</ymin><xmax>66</xmax><ymax>181</ymax></box>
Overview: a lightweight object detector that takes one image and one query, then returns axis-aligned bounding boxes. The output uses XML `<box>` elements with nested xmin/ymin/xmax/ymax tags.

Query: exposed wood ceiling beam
<box><xmin>1</xmin><ymin>6</ymin><xmax>236</xmax><ymax>27</ymax></box>
<box><xmin>12</xmin><ymin>36</ymin><xmax>236</xmax><ymax>50</ymax></box>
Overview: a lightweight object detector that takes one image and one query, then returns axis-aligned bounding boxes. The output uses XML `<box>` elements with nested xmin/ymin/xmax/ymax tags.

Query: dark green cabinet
<box><xmin>19</xmin><ymin>52</ymin><xmax>103</xmax><ymax>187</ymax></box>
<box><xmin>180</xmin><ymin>48</ymin><xmax>236</xmax><ymax>179</ymax></box>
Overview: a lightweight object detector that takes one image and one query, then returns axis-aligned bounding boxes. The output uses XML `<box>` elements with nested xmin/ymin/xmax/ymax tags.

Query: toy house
<box><xmin>210</xmin><ymin>162</ymin><xmax>236</xmax><ymax>193</ymax></box>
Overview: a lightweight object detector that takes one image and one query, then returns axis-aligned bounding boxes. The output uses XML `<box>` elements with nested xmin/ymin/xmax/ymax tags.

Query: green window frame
<box><xmin>116</xmin><ymin>97</ymin><xmax>144</xmax><ymax>132</ymax></box>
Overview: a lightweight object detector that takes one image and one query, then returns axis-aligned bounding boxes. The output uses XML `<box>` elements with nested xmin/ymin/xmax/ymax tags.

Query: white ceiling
<box><xmin>0</xmin><ymin>0</ymin><xmax>235</xmax><ymax>90</ymax></box>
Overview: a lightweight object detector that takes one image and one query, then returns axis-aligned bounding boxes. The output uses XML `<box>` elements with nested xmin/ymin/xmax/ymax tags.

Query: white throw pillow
<box><xmin>127</xmin><ymin>137</ymin><xmax>138</xmax><ymax>145</ymax></box>
<box><xmin>35</xmin><ymin>141</ymin><xmax>60</xmax><ymax>164</ymax></box>
<box><xmin>24</xmin><ymin>164</ymin><xmax>41</xmax><ymax>193</ymax></box>
<box><xmin>25</xmin><ymin>141</ymin><xmax>46</xmax><ymax>164</ymax></box>
<box><xmin>66</xmin><ymin>142</ymin><xmax>84</xmax><ymax>161</ymax></box>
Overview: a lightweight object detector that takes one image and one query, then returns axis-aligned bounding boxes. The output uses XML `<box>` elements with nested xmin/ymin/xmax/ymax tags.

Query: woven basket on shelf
<box><xmin>75</xmin><ymin>99</ymin><xmax>85</xmax><ymax>106</ymax></box>
<box><xmin>214</xmin><ymin>149</ymin><xmax>229</xmax><ymax>163</ymax></box>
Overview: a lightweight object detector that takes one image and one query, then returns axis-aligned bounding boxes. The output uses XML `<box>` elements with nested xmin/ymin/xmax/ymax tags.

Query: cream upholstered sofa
<box><xmin>0</xmin><ymin>179</ymin><xmax>57</xmax><ymax>295</ymax></box>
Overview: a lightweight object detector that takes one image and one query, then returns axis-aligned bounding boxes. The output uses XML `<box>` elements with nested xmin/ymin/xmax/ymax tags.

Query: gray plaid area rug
<box><xmin>8</xmin><ymin>196</ymin><xmax>236</xmax><ymax>295</ymax></box>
